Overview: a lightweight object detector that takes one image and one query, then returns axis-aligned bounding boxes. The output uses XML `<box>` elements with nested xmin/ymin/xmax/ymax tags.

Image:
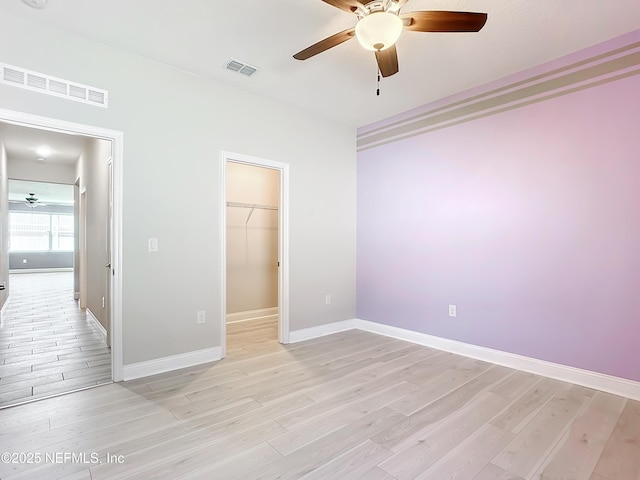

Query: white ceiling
<box><xmin>1</xmin><ymin>0</ymin><xmax>640</xmax><ymax>127</ymax></box>
<box><xmin>0</xmin><ymin>122</ymin><xmax>87</xmax><ymax>166</ymax></box>
<box><xmin>0</xmin><ymin>122</ymin><xmax>87</xmax><ymax>206</ymax></box>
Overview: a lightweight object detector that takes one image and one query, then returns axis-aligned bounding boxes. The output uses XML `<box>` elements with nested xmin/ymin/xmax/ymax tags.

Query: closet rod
<box><xmin>226</xmin><ymin>202</ymin><xmax>278</xmax><ymax>211</ymax></box>
<box><xmin>227</xmin><ymin>201</ymin><xmax>278</xmax><ymax>225</ymax></box>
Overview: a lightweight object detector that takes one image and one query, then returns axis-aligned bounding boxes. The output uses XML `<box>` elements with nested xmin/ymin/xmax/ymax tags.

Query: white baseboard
<box><xmin>227</xmin><ymin>314</ymin><xmax>278</xmax><ymax>325</ymax></box>
<box><xmin>291</xmin><ymin>318</ymin><xmax>640</xmax><ymax>401</ymax></box>
<box><xmin>86</xmin><ymin>308</ymin><xmax>107</xmax><ymax>343</ymax></box>
<box><xmin>9</xmin><ymin>268</ymin><xmax>74</xmax><ymax>274</ymax></box>
<box><xmin>289</xmin><ymin>319</ymin><xmax>358</xmax><ymax>343</ymax></box>
<box><xmin>226</xmin><ymin>307</ymin><xmax>278</xmax><ymax>324</ymax></box>
<box><xmin>123</xmin><ymin>347</ymin><xmax>222</xmax><ymax>381</ymax></box>
<box><xmin>0</xmin><ymin>295</ymin><xmax>9</xmax><ymax>320</ymax></box>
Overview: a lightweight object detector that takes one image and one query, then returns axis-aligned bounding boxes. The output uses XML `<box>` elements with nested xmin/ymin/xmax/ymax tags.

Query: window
<box><xmin>9</xmin><ymin>212</ymin><xmax>74</xmax><ymax>252</ymax></box>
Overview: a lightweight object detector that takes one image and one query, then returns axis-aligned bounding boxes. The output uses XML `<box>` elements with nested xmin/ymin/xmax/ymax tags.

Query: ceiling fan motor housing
<box><xmin>354</xmin><ymin>0</ymin><xmax>402</xmax><ymax>18</ymax></box>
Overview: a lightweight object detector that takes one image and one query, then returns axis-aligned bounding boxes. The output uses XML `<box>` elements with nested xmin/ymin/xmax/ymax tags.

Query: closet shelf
<box><xmin>227</xmin><ymin>202</ymin><xmax>278</xmax><ymax>225</ymax></box>
<box><xmin>226</xmin><ymin>202</ymin><xmax>278</xmax><ymax>211</ymax></box>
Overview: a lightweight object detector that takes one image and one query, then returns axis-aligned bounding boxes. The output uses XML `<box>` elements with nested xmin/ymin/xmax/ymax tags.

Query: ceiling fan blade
<box><xmin>375</xmin><ymin>45</ymin><xmax>399</xmax><ymax>78</ymax></box>
<box><xmin>321</xmin><ymin>0</ymin><xmax>361</xmax><ymax>13</ymax></box>
<box><xmin>293</xmin><ymin>28</ymin><xmax>356</xmax><ymax>60</ymax></box>
<box><xmin>401</xmin><ymin>11</ymin><xmax>488</xmax><ymax>32</ymax></box>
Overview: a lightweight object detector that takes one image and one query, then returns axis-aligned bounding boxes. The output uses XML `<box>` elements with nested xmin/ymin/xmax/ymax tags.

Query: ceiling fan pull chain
<box><xmin>377</xmin><ymin>69</ymin><xmax>381</xmax><ymax>96</ymax></box>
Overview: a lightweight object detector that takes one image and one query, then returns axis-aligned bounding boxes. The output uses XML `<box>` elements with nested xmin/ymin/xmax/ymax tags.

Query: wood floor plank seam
<box><xmin>0</xmin><ymin>273</ymin><xmax>111</xmax><ymax>409</ymax></box>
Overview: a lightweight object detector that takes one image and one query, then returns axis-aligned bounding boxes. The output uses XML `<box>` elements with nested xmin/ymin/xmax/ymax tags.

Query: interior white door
<box><xmin>79</xmin><ymin>189</ymin><xmax>87</xmax><ymax>309</ymax></box>
<box><xmin>105</xmin><ymin>158</ymin><xmax>113</xmax><ymax>346</ymax></box>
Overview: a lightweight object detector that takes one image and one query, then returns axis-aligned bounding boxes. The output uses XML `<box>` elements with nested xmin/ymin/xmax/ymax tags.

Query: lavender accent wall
<box><xmin>357</xmin><ymin>37</ymin><xmax>640</xmax><ymax>382</ymax></box>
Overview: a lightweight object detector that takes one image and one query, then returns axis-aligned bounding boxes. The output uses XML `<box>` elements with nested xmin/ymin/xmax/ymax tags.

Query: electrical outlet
<box><xmin>325</xmin><ymin>294</ymin><xmax>331</xmax><ymax>305</ymax></box>
<box><xmin>102</xmin><ymin>296</ymin><xmax>105</xmax><ymax>309</ymax></box>
<box><xmin>448</xmin><ymin>304</ymin><xmax>457</xmax><ymax>317</ymax></box>
<box><xmin>197</xmin><ymin>310</ymin><xmax>206</xmax><ymax>324</ymax></box>
<box><xmin>148</xmin><ymin>238</ymin><xmax>158</xmax><ymax>252</ymax></box>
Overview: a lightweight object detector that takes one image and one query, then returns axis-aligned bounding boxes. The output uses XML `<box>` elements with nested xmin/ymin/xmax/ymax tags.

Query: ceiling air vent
<box><xmin>225</xmin><ymin>59</ymin><xmax>260</xmax><ymax>77</ymax></box>
<box><xmin>0</xmin><ymin>62</ymin><xmax>108</xmax><ymax>108</ymax></box>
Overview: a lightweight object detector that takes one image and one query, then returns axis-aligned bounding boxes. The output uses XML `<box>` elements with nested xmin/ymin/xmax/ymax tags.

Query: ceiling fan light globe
<box><xmin>355</xmin><ymin>11</ymin><xmax>403</xmax><ymax>51</ymax></box>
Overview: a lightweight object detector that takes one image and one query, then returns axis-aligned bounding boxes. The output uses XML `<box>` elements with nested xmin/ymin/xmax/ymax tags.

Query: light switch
<box><xmin>148</xmin><ymin>238</ymin><xmax>158</xmax><ymax>252</ymax></box>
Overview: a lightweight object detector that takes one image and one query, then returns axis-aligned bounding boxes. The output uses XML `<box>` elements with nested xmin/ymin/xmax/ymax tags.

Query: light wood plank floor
<box><xmin>0</xmin><ymin>318</ymin><xmax>638</xmax><ymax>479</ymax></box>
<box><xmin>0</xmin><ymin>272</ymin><xmax>111</xmax><ymax>409</ymax></box>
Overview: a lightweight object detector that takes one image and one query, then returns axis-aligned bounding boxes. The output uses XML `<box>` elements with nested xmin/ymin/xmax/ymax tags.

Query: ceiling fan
<box><xmin>8</xmin><ymin>193</ymin><xmax>48</xmax><ymax>208</ymax></box>
<box><xmin>24</xmin><ymin>193</ymin><xmax>47</xmax><ymax>208</ymax></box>
<box><xmin>293</xmin><ymin>0</ymin><xmax>488</xmax><ymax>77</ymax></box>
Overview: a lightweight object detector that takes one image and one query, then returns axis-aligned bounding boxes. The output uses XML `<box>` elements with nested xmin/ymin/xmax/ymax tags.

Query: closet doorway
<box><xmin>220</xmin><ymin>152</ymin><xmax>289</xmax><ymax>358</ymax></box>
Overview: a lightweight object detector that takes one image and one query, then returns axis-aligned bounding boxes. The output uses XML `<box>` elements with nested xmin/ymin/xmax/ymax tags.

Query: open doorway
<box><xmin>219</xmin><ymin>152</ymin><xmax>290</xmax><ymax>358</ymax></box>
<box><xmin>0</xmin><ymin>109</ymin><xmax>123</xmax><ymax>408</ymax></box>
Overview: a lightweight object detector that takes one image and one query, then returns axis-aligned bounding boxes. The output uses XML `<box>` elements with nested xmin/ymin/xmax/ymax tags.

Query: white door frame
<box><xmin>0</xmin><ymin>108</ymin><xmax>124</xmax><ymax>382</ymax></box>
<box><xmin>219</xmin><ymin>151</ymin><xmax>290</xmax><ymax>358</ymax></box>
<box><xmin>79</xmin><ymin>187</ymin><xmax>87</xmax><ymax>309</ymax></box>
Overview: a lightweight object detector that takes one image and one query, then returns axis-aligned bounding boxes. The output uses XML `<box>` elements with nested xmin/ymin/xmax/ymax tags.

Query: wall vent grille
<box><xmin>0</xmin><ymin>63</ymin><xmax>108</xmax><ymax>108</ymax></box>
<box><xmin>26</xmin><ymin>73</ymin><xmax>47</xmax><ymax>89</ymax></box>
<box><xmin>225</xmin><ymin>59</ymin><xmax>260</xmax><ymax>77</ymax></box>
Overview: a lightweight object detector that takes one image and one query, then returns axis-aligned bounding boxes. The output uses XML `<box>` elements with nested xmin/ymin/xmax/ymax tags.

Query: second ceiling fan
<box><xmin>293</xmin><ymin>0</ymin><xmax>488</xmax><ymax>77</ymax></box>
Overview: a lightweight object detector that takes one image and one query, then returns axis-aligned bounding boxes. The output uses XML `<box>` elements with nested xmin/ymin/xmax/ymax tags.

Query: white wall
<box><xmin>76</xmin><ymin>138</ymin><xmax>111</xmax><ymax>340</ymax></box>
<box><xmin>226</xmin><ymin>162</ymin><xmax>279</xmax><ymax>315</ymax></box>
<box><xmin>8</xmin><ymin>158</ymin><xmax>76</xmax><ymax>185</ymax></box>
<box><xmin>0</xmin><ymin>10</ymin><xmax>356</xmax><ymax>365</ymax></box>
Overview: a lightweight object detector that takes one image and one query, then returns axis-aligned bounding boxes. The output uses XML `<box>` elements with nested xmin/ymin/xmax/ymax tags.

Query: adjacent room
<box><xmin>0</xmin><ymin>123</ymin><xmax>113</xmax><ymax>408</ymax></box>
<box><xmin>0</xmin><ymin>0</ymin><xmax>639</xmax><ymax>478</ymax></box>
<box><xmin>1</xmin><ymin>179</ymin><xmax>110</xmax><ymax>407</ymax></box>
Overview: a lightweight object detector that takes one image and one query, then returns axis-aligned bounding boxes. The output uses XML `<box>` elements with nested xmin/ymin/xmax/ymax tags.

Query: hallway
<box><xmin>0</xmin><ymin>272</ymin><xmax>111</xmax><ymax>408</ymax></box>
